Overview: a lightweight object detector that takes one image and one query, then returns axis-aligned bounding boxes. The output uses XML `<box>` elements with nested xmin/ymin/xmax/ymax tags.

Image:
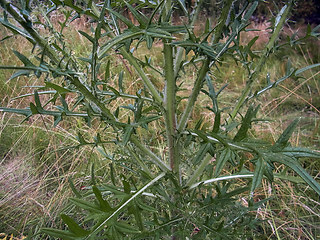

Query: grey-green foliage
<box><xmin>0</xmin><ymin>0</ymin><xmax>320</xmax><ymax>239</ymax></box>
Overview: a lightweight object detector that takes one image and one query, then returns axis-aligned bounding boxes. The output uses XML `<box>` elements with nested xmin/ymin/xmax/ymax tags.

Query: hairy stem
<box><xmin>164</xmin><ymin>42</ymin><xmax>178</xmax><ymax>175</ymax></box>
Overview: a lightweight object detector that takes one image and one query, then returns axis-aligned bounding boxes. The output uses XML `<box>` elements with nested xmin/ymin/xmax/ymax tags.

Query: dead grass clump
<box><xmin>0</xmin><ymin>157</ymin><xmax>50</xmax><ymax>234</ymax></box>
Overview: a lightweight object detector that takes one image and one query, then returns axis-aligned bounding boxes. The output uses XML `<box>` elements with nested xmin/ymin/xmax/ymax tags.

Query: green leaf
<box><xmin>12</xmin><ymin>50</ymin><xmax>34</xmax><ymax>67</ymax></box>
<box><xmin>110</xmin><ymin>163</ymin><xmax>116</xmax><ymax>186</ymax></box>
<box><xmin>61</xmin><ymin>214</ymin><xmax>90</xmax><ymax>237</ymax></box>
<box><xmin>214</xmin><ymin>148</ymin><xmax>232</xmax><ymax>177</ymax></box>
<box><xmin>41</xmin><ymin>228</ymin><xmax>77</xmax><ymax>240</ymax></box>
<box><xmin>78</xmin><ymin>30</ymin><xmax>94</xmax><ymax>43</ymax></box>
<box><xmin>91</xmin><ymin>163</ymin><xmax>96</xmax><ymax>186</ymax></box>
<box><xmin>250</xmin><ymin>157</ymin><xmax>265</xmax><ymax>195</ymax></box>
<box><xmin>193</xmin><ymin>143</ymin><xmax>211</xmax><ymax>165</ymax></box>
<box><xmin>135</xmin><ymin>198</ymin><xmax>157</xmax><ymax>212</ymax></box>
<box><xmin>69</xmin><ymin>198</ymin><xmax>102</xmax><ymax>213</ymax></box>
<box><xmin>87</xmin><ymin>173</ymin><xmax>165</xmax><ymax>238</ymax></box>
<box><xmin>98</xmin><ymin>31</ymin><xmax>143</xmax><ymax>59</ymax></box>
<box><xmin>29</xmin><ymin>102</ymin><xmax>39</xmax><ymax>114</ymax></box>
<box><xmin>124</xmin><ymin>1</ymin><xmax>148</xmax><ymax>27</ymax></box>
<box><xmin>106</xmin><ymin>7</ymin><xmax>135</xmax><ymax>29</ymax></box>
<box><xmin>177</xmin><ymin>0</ymin><xmax>188</xmax><ymax>16</ymax></box>
<box><xmin>114</xmin><ymin>221</ymin><xmax>140</xmax><ymax>234</ymax></box>
<box><xmin>122</xmin><ymin>126</ymin><xmax>134</xmax><ymax>145</ymax></box>
<box><xmin>104</xmin><ymin>60</ymin><xmax>111</xmax><ymax>83</ymax></box>
<box><xmin>77</xmin><ymin>132</ymin><xmax>88</xmax><ymax>145</ymax></box>
<box><xmin>45</xmin><ymin>82</ymin><xmax>71</xmax><ymax>95</ymax></box>
<box><xmin>273</xmin><ymin>119</ymin><xmax>299</xmax><ymax>150</ymax></box>
<box><xmin>34</xmin><ymin>91</ymin><xmax>43</xmax><ymax>110</ymax></box>
<box><xmin>9</xmin><ymin>70</ymin><xmax>31</xmax><ymax>80</ymax></box>
<box><xmin>122</xmin><ymin>179</ymin><xmax>131</xmax><ymax>194</ymax></box>
<box><xmin>92</xmin><ymin>186</ymin><xmax>113</xmax><ymax>212</ymax></box>
<box><xmin>212</xmin><ymin>111</ymin><xmax>221</xmax><ymax>133</ymax></box>
<box><xmin>233</xmin><ymin>105</ymin><xmax>259</xmax><ymax>142</ymax></box>
<box><xmin>269</xmin><ymin>153</ymin><xmax>320</xmax><ymax>196</ymax></box>
<box><xmin>281</xmin><ymin>147</ymin><xmax>320</xmax><ymax>159</ymax></box>
<box><xmin>68</xmin><ymin>178</ymin><xmax>82</xmax><ymax>198</ymax></box>
<box><xmin>118</xmin><ymin>71</ymin><xmax>124</xmax><ymax>92</ymax></box>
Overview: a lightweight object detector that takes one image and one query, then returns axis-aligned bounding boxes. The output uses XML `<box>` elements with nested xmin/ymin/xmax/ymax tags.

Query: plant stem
<box><xmin>177</xmin><ymin>0</ymin><xmax>234</xmax><ymax>133</ymax></box>
<box><xmin>163</xmin><ymin>42</ymin><xmax>178</xmax><ymax>175</ymax></box>
<box><xmin>121</xmin><ymin>50</ymin><xmax>163</xmax><ymax>104</ymax></box>
<box><xmin>173</xmin><ymin>0</ymin><xmax>205</xmax><ymax>78</ymax></box>
<box><xmin>185</xmin><ymin>152</ymin><xmax>212</xmax><ymax>187</ymax></box>
<box><xmin>177</xmin><ymin>59</ymin><xmax>209</xmax><ymax>132</ymax></box>
<box><xmin>130</xmin><ymin>136</ymin><xmax>171</xmax><ymax>172</ymax></box>
<box><xmin>229</xmin><ymin>1</ymin><xmax>293</xmax><ymax>120</ymax></box>
<box><xmin>0</xmin><ymin>0</ymin><xmax>59</xmax><ymax>63</ymax></box>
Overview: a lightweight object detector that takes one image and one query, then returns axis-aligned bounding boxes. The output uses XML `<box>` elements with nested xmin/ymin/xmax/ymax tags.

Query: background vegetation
<box><xmin>0</xmin><ymin>0</ymin><xmax>319</xmax><ymax>239</ymax></box>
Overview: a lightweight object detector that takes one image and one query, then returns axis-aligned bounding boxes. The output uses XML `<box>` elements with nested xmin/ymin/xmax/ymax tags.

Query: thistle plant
<box><xmin>0</xmin><ymin>0</ymin><xmax>320</xmax><ymax>239</ymax></box>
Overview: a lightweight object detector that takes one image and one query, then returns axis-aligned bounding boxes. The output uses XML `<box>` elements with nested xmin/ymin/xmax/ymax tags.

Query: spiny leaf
<box><xmin>29</xmin><ymin>102</ymin><xmax>39</xmax><ymax>114</ymax></box>
<box><xmin>106</xmin><ymin>7</ymin><xmax>135</xmax><ymax>29</ymax></box>
<box><xmin>281</xmin><ymin>147</ymin><xmax>320</xmax><ymax>159</ymax></box>
<box><xmin>135</xmin><ymin>198</ymin><xmax>157</xmax><ymax>212</ymax></box>
<box><xmin>212</xmin><ymin>111</ymin><xmax>221</xmax><ymax>133</ymax></box>
<box><xmin>9</xmin><ymin>70</ymin><xmax>31</xmax><ymax>80</ymax></box>
<box><xmin>78</xmin><ymin>30</ymin><xmax>94</xmax><ymax>43</ymax></box>
<box><xmin>193</xmin><ymin>143</ymin><xmax>211</xmax><ymax>165</ymax></box>
<box><xmin>114</xmin><ymin>221</ymin><xmax>141</xmax><ymax>234</ymax></box>
<box><xmin>295</xmin><ymin>62</ymin><xmax>320</xmax><ymax>76</ymax></box>
<box><xmin>124</xmin><ymin>1</ymin><xmax>148</xmax><ymax>27</ymax></box>
<box><xmin>123</xmin><ymin>125</ymin><xmax>134</xmax><ymax>145</ymax></box>
<box><xmin>98</xmin><ymin>31</ymin><xmax>144</xmax><ymax>59</ymax></box>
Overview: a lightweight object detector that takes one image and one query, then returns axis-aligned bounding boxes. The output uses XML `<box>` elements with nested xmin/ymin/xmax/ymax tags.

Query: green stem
<box><xmin>0</xmin><ymin>0</ymin><xmax>59</xmax><ymax>63</ymax></box>
<box><xmin>177</xmin><ymin>0</ymin><xmax>233</xmax><ymax>133</ymax></box>
<box><xmin>127</xmin><ymin>146</ymin><xmax>154</xmax><ymax>178</ymax></box>
<box><xmin>229</xmin><ymin>1</ymin><xmax>293</xmax><ymax>120</ymax></box>
<box><xmin>121</xmin><ymin>50</ymin><xmax>163</xmax><ymax>104</ymax></box>
<box><xmin>163</xmin><ymin>42</ymin><xmax>178</xmax><ymax>174</ymax></box>
<box><xmin>0</xmin><ymin>0</ymin><xmax>118</xmax><ymax>122</ymax></box>
<box><xmin>185</xmin><ymin>152</ymin><xmax>212</xmax><ymax>187</ymax></box>
<box><xmin>173</xmin><ymin>0</ymin><xmax>205</xmax><ymax>78</ymax></box>
<box><xmin>130</xmin><ymin>136</ymin><xmax>171</xmax><ymax>172</ymax></box>
<box><xmin>177</xmin><ymin>59</ymin><xmax>209</xmax><ymax>132</ymax></box>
